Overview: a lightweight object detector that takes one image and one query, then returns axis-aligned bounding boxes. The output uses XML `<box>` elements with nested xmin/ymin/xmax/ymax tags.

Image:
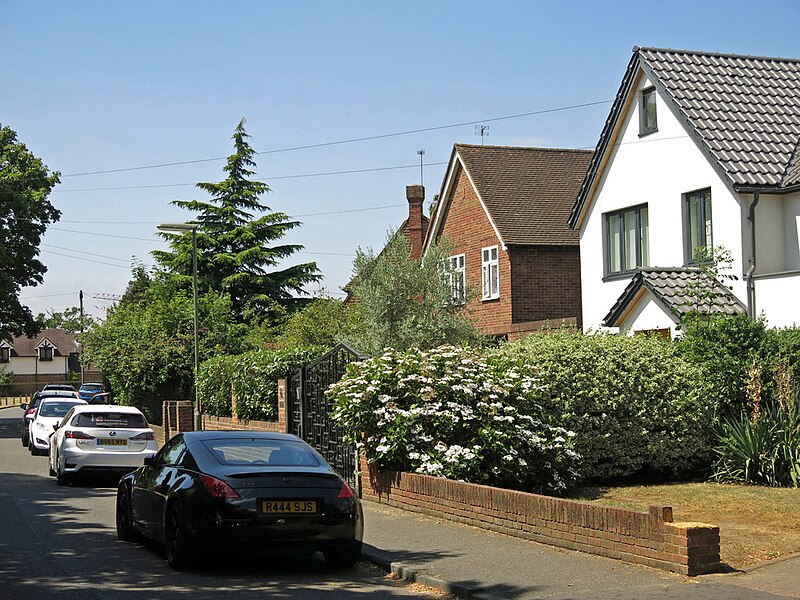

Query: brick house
<box><xmin>424</xmin><ymin>144</ymin><xmax>593</xmax><ymax>338</ymax></box>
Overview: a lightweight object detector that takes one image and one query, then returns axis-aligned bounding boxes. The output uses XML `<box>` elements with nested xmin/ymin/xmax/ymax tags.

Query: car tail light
<box><xmin>65</xmin><ymin>430</ymin><xmax>95</xmax><ymax>440</ymax></box>
<box><xmin>200</xmin><ymin>474</ymin><xmax>240</xmax><ymax>499</ymax></box>
<box><xmin>338</xmin><ymin>481</ymin><xmax>355</xmax><ymax>499</ymax></box>
<box><xmin>130</xmin><ymin>432</ymin><xmax>155</xmax><ymax>441</ymax></box>
<box><xmin>26</xmin><ymin>408</ymin><xmax>36</xmax><ymax>416</ymax></box>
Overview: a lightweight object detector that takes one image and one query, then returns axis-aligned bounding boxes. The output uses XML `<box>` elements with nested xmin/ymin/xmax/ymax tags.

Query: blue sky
<box><xmin>4</xmin><ymin>0</ymin><xmax>799</xmax><ymax>318</ymax></box>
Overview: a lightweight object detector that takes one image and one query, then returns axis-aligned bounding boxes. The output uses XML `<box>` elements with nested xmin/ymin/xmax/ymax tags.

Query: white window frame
<box><xmin>481</xmin><ymin>245</ymin><xmax>500</xmax><ymax>300</ymax></box>
<box><xmin>38</xmin><ymin>346</ymin><xmax>53</xmax><ymax>361</ymax></box>
<box><xmin>445</xmin><ymin>254</ymin><xmax>466</xmax><ymax>304</ymax></box>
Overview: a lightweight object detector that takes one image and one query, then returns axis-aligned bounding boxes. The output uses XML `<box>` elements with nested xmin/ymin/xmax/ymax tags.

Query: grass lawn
<box><xmin>568</xmin><ymin>483</ymin><xmax>800</xmax><ymax>570</ymax></box>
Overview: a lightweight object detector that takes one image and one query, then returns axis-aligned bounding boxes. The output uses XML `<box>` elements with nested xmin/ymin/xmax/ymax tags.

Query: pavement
<box><xmin>360</xmin><ymin>501</ymin><xmax>800</xmax><ymax>600</ymax></box>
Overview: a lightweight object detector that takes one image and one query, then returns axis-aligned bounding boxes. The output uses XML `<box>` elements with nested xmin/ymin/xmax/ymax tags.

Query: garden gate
<box><xmin>286</xmin><ymin>343</ymin><xmax>366</xmax><ymax>487</ymax></box>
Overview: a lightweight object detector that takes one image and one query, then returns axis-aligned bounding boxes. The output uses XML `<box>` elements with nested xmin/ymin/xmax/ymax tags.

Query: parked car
<box><xmin>49</xmin><ymin>405</ymin><xmax>157</xmax><ymax>485</ymax></box>
<box><xmin>116</xmin><ymin>431</ymin><xmax>363</xmax><ymax>570</ymax></box>
<box><xmin>20</xmin><ymin>390</ymin><xmax>81</xmax><ymax>448</ymax></box>
<box><xmin>78</xmin><ymin>383</ymin><xmax>105</xmax><ymax>401</ymax></box>
<box><xmin>28</xmin><ymin>398</ymin><xmax>87</xmax><ymax>455</ymax></box>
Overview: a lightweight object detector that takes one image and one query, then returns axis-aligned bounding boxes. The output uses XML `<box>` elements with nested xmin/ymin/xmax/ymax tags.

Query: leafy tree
<box><xmin>36</xmin><ymin>306</ymin><xmax>95</xmax><ymax>333</ymax></box>
<box><xmin>0</xmin><ymin>124</ymin><xmax>61</xmax><ymax>340</ymax></box>
<box><xmin>278</xmin><ymin>297</ymin><xmax>351</xmax><ymax>348</ymax></box>
<box><xmin>80</xmin><ymin>268</ymin><xmax>250</xmax><ymax>423</ymax></box>
<box><xmin>344</xmin><ymin>232</ymin><xmax>479</xmax><ymax>355</ymax></box>
<box><xmin>152</xmin><ymin>119</ymin><xmax>320</xmax><ymax>321</ymax></box>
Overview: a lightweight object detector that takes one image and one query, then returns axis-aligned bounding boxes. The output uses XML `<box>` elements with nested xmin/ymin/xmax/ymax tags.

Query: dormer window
<box><xmin>39</xmin><ymin>346</ymin><xmax>53</xmax><ymax>361</ymax></box>
<box><xmin>0</xmin><ymin>347</ymin><xmax>9</xmax><ymax>363</ymax></box>
<box><xmin>639</xmin><ymin>87</ymin><xmax>657</xmax><ymax>136</ymax></box>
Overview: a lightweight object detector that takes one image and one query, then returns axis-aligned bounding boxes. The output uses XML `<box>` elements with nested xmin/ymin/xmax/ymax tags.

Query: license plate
<box><xmin>260</xmin><ymin>500</ymin><xmax>318</xmax><ymax>514</ymax></box>
<box><xmin>97</xmin><ymin>438</ymin><xmax>127</xmax><ymax>446</ymax></box>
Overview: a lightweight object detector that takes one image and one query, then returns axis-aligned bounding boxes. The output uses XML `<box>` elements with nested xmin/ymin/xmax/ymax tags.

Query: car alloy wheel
<box><xmin>165</xmin><ymin>503</ymin><xmax>192</xmax><ymax>570</ymax></box>
<box><xmin>116</xmin><ymin>484</ymin><xmax>139</xmax><ymax>542</ymax></box>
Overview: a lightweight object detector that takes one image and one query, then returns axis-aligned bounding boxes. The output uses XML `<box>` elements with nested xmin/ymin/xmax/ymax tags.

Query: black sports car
<box><xmin>116</xmin><ymin>431</ymin><xmax>363</xmax><ymax>569</ymax></box>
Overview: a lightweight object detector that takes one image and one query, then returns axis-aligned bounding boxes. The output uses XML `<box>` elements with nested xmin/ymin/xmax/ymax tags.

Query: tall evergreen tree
<box><xmin>153</xmin><ymin>119</ymin><xmax>320</xmax><ymax>320</ymax></box>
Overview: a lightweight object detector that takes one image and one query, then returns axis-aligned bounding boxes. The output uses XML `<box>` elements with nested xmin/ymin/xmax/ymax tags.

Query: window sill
<box><xmin>602</xmin><ymin>272</ymin><xmax>635</xmax><ymax>283</ymax></box>
<box><xmin>481</xmin><ymin>296</ymin><xmax>501</xmax><ymax>303</ymax></box>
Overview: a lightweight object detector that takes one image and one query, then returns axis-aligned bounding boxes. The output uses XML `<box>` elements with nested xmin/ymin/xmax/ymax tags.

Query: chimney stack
<box><xmin>406</xmin><ymin>184</ymin><xmax>425</xmax><ymax>260</ymax></box>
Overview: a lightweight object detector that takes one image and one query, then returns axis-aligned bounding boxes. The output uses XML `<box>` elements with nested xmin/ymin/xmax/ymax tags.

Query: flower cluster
<box><xmin>328</xmin><ymin>346</ymin><xmax>580</xmax><ymax>495</ymax></box>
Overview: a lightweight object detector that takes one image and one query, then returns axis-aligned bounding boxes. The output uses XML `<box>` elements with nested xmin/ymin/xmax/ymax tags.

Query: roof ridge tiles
<box><xmin>454</xmin><ymin>143</ymin><xmax>592</xmax><ymax>154</ymax></box>
<box><xmin>635</xmin><ymin>46</ymin><xmax>800</xmax><ymax>65</ymax></box>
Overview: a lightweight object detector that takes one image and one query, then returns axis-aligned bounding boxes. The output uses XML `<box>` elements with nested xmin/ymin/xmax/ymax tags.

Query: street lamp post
<box><xmin>157</xmin><ymin>223</ymin><xmax>201</xmax><ymax>431</ymax></box>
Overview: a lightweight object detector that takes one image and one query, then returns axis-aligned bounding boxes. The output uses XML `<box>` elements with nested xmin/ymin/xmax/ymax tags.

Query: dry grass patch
<box><xmin>568</xmin><ymin>483</ymin><xmax>800</xmax><ymax>569</ymax></box>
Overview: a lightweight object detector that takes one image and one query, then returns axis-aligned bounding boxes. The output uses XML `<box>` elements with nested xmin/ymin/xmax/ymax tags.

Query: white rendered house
<box><xmin>568</xmin><ymin>47</ymin><xmax>800</xmax><ymax>336</ymax></box>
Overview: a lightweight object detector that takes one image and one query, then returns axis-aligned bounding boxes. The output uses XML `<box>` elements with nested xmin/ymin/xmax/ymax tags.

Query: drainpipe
<box><xmin>745</xmin><ymin>191</ymin><xmax>760</xmax><ymax>318</ymax></box>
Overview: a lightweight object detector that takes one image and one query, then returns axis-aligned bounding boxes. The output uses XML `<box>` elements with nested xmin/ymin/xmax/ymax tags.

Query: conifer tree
<box><xmin>153</xmin><ymin>119</ymin><xmax>320</xmax><ymax>320</ymax></box>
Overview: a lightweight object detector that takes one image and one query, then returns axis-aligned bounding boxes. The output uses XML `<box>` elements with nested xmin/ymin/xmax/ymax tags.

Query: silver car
<box><xmin>49</xmin><ymin>404</ymin><xmax>158</xmax><ymax>485</ymax></box>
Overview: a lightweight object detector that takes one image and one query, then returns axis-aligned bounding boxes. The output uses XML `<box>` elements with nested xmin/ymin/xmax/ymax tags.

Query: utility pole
<box><xmin>417</xmin><ymin>149</ymin><xmax>425</xmax><ymax>187</ymax></box>
<box><xmin>79</xmin><ymin>290</ymin><xmax>85</xmax><ymax>384</ymax></box>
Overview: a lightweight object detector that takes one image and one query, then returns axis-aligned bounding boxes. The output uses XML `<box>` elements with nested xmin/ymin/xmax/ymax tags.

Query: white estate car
<box><xmin>49</xmin><ymin>404</ymin><xmax>158</xmax><ymax>485</ymax></box>
<box><xmin>28</xmin><ymin>398</ymin><xmax>88</xmax><ymax>455</ymax></box>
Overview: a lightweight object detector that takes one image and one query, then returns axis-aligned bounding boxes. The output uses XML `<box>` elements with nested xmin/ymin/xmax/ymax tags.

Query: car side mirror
<box><xmin>143</xmin><ymin>454</ymin><xmax>157</xmax><ymax>466</ymax></box>
<box><xmin>53</xmin><ymin>423</ymin><xmax>60</xmax><ymax>431</ymax></box>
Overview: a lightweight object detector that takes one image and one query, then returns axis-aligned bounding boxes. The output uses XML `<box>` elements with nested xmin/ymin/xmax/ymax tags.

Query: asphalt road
<box><xmin>0</xmin><ymin>406</ymin><xmax>439</xmax><ymax>600</ymax></box>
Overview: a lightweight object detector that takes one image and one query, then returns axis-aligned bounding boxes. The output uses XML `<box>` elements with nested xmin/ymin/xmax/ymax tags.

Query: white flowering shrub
<box><xmin>329</xmin><ymin>346</ymin><xmax>580</xmax><ymax>495</ymax></box>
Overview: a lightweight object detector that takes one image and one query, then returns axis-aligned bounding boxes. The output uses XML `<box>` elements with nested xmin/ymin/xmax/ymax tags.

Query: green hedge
<box><xmin>198</xmin><ymin>345</ymin><xmax>327</xmax><ymax>421</ymax></box>
<box><xmin>500</xmin><ymin>331</ymin><xmax>715</xmax><ymax>481</ymax></box>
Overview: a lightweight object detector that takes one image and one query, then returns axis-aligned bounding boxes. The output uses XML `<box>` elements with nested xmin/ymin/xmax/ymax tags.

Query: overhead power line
<box><xmin>52</xmin><ymin>162</ymin><xmax>449</xmax><ymax>193</ymax></box>
<box><xmin>55</xmin><ymin>100</ymin><xmax>612</xmax><ymax>178</ymax></box>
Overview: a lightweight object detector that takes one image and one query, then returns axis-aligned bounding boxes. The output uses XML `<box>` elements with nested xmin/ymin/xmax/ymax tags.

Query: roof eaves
<box><xmin>568</xmin><ymin>51</ymin><xmax>641</xmax><ymax>230</ymax></box>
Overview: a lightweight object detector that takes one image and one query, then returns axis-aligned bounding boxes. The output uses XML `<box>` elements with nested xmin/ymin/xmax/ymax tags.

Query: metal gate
<box><xmin>286</xmin><ymin>343</ymin><xmax>366</xmax><ymax>486</ymax></box>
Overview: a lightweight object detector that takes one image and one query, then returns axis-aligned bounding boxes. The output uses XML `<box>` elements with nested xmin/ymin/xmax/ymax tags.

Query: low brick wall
<box><xmin>0</xmin><ymin>396</ymin><xmax>26</xmax><ymax>409</ymax></box>
<box><xmin>362</xmin><ymin>460</ymin><xmax>721</xmax><ymax>576</ymax></box>
<box><xmin>150</xmin><ymin>424</ymin><xmax>166</xmax><ymax>448</ymax></box>
<box><xmin>202</xmin><ymin>414</ymin><xmax>284</xmax><ymax>432</ymax></box>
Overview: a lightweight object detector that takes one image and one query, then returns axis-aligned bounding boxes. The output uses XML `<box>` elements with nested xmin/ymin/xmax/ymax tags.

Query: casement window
<box><xmin>0</xmin><ymin>347</ymin><xmax>9</xmax><ymax>363</ymax></box>
<box><xmin>39</xmin><ymin>346</ymin><xmax>53</xmax><ymax>361</ymax></box>
<box><xmin>639</xmin><ymin>87</ymin><xmax>657</xmax><ymax>136</ymax></box>
<box><xmin>481</xmin><ymin>246</ymin><xmax>500</xmax><ymax>300</ymax></box>
<box><xmin>604</xmin><ymin>204</ymin><xmax>649</xmax><ymax>277</ymax></box>
<box><xmin>683</xmin><ymin>188</ymin><xmax>713</xmax><ymax>264</ymax></box>
<box><xmin>444</xmin><ymin>254</ymin><xmax>466</xmax><ymax>304</ymax></box>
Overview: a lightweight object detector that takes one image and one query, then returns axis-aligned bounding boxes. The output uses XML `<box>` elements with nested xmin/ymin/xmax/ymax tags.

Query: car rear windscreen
<box><xmin>73</xmin><ymin>412</ymin><xmax>147</xmax><ymax>428</ymax></box>
<box><xmin>202</xmin><ymin>439</ymin><xmax>321</xmax><ymax>467</ymax></box>
<box><xmin>39</xmin><ymin>401</ymin><xmax>83</xmax><ymax>418</ymax></box>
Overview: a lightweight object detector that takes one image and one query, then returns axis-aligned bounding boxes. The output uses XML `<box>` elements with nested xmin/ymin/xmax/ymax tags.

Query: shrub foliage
<box><xmin>500</xmin><ymin>331</ymin><xmax>715</xmax><ymax>481</ymax></box>
<box><xmin>329</xmin><ymin>346</ymin><xmax>581</xmax><ymax>495</ymax></box>
<box><xmin>198</xmin><ymin>345</ymin><xmax>326</xmax><ymax>421</ymax></box>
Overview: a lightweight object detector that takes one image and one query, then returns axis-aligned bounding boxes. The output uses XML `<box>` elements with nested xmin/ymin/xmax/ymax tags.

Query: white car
<box><xmin>49</xmin><ymin>405</ymin><xmax>158</xmax><ymax>485</ymax></box>
<box><xmin>28</xmin><ymin>397</ymin><xmax>88</xmax><ymax>455</ymax></box>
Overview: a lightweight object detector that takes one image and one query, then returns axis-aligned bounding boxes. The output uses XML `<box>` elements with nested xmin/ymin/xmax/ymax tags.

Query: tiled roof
<box><xmin>638</xmin><ymin>47</ymin><xmax>800</xmax><ymax>188</ymax></box>
<box><xmin>569</xmin><ymin>47</ymin><xmax>800</xmax><ymax>229</ymax></box>
<box><xmin>603</xmin><ymin>267</ymin><xmax>746</xmax><ymax>327</ymax></box>
<box><xmin>454</xmin><ymin>144</ymin><xmax>593</xmax><ymax>246</ymax></box>
<box><xmin>9</xmin><ymin>328</ymin><xmax>79</xmax><ymax>357</ymax></box>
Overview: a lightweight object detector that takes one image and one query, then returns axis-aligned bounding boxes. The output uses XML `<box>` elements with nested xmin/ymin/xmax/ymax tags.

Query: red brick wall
<box><xmin>509</xmin><ymin>246</ymin><xmax>582</xmax><ymax>326</ymax></box>
<box><xmin>439</xmin><ymin>166</ymin><xmax>513</xmax><ymax>333</ymax></box>
<box><xmin>361</xmin><ymin>458</ymin><xmax>721</xmax><ymax>577</ymax></box>
<box><xmin>202</xmin><ymin>414</ymin><xmax>284</xmax><ymax>432</ymax></box>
